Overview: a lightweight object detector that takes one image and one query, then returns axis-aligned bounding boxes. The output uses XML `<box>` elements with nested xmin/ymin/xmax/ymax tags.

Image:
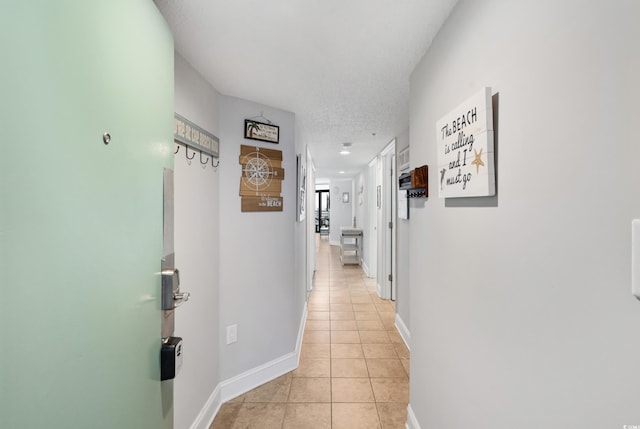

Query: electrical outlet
<box><xmin>226</xmin><ymin>324</ymin><xmax>238</xmax><ymax>344</ymax></box>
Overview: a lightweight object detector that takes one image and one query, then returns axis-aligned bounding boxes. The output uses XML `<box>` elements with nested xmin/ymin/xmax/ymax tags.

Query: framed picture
<box><xmin>342</xmin><ymin>192</ymin><xmax>350</xmax><ymax>203</ymax></box>
<box><xmin>436</xmin><ymin>87</ymin><xmax>495</xmax><ymax>198</ymax></box>
<box><xmin>245</xmin><ymin>119</ymin><xmax>279</xmax><ymax>144</ymax></box>
<box><xmin>398</xmin><ymin>147</ymin><xmax>410</xmax><ymax>171</ymax></box>
<box><xmin>296</xmin><ymin>154</ymin><xmax>306</xmax><ymax>222</ymax></box>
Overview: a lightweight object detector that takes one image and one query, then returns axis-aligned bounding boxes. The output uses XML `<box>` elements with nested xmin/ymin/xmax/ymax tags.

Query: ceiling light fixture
<box><xmin>340</xmin><ymin>142</ymin><xmax>352</xmax><ymax>155</ymax></box>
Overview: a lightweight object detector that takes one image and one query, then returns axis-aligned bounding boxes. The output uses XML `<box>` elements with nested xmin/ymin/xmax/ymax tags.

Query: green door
<box><xmin>0</xmin><ymin>2</ymin><xmax>174</xmax><ymax>428</ymax></box>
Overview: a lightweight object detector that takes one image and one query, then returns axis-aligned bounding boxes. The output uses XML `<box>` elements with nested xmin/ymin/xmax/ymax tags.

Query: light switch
<box><xmin>226</xmin><ymin>324</ymin><xmax>238</xmax><ymax>344</ymax></box>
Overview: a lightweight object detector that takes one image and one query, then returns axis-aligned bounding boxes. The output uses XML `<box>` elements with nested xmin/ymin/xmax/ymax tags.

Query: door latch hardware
<box><xmin>162</xmin><ymin>268</ymin><xmax>190</xmax><ymax>309</ymax></box>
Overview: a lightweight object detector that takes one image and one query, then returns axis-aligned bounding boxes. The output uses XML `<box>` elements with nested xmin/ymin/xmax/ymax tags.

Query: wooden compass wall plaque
<box><xmin>239</xmin><ymin>144</ymin><xmax>285</xmax><ymax>212</ymax></box>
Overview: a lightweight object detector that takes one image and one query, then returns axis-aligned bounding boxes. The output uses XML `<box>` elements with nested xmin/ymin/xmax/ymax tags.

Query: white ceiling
<box><xmin>154</xmin><ymin>0</ymin><xmax>458</xmax><ymax>179</ymax></box>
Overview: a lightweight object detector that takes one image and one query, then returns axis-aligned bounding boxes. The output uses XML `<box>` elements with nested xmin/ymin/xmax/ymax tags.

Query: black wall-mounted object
<box><xmin>399</xmin><ymin>165</ymin><xmax>428</xmax><ymax>198</ymax></box>
<box><xmin>399</xmin><ymin>172</ymin><xmax>412</xmax><ymax>190</ymax></box>
<box><xmin>161</xmin><ymin>336</ymin><xmax>183</xmax><ymax>381</ymax></box>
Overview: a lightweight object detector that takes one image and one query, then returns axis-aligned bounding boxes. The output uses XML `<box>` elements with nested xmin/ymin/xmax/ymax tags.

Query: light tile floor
<box><xmin>210</xmin><ymin>236</ymin><xmax>410</xmax><ymax>428</ymax></box>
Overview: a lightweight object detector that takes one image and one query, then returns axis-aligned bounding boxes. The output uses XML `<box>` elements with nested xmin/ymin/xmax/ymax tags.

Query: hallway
<box><xmin>210</xmin><ymin>237</ymin><xmax>410</xmax><ymax>428</ymax></box>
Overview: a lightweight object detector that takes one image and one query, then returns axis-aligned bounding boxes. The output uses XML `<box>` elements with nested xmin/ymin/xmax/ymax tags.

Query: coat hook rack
<box><xmin>173</xmin><ymin>140</ymin><xmax>220</xmax><ymax>170</ymax></box>
<box><xmin>173</xmin><ymin>113</ymin><xmax>220</xmax><ymax>169</ymax></box>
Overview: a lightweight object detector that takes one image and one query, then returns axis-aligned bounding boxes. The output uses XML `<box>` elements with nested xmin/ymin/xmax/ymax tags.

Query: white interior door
<box><xmin>378</xmin><ymin>140</ymin><xmax>396</xmax><ymax>300</ymax></box>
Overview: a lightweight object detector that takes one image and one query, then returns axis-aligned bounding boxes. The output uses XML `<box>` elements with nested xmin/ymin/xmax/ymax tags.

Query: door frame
<box><xmin>367</xmin><ymin>159</ymin><xmax>378</xmax><ymax>278</ymax></box>
<box><xmin>316</xmin><ymin>190</ymin><xmax>330</xmax><ymax>235</ymax></box>
<box><xmin>378</xmin><ymin>139</ymin><xmax>396</xmax><ymax>300</ymax></box>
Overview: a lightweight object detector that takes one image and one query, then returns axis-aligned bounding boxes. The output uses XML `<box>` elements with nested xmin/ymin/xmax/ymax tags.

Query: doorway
<box><xmin>378</xmin><ymin>140</ymin><xmax>396</xmax><ymax>300</ymax></box>
<box><xmin>315</xmin><ymin>190</ymin><xmax>330</xmax><ymax>236</ymax></box>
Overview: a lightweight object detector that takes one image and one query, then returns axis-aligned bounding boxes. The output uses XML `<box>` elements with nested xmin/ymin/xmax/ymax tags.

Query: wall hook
<box><xmin>211</xmin><ymin>158</ymin><xmax>220</xmax><ymax>168</ymax></box>
<box><xmin>174</xmin><ymin>145</ymin><xmax>180</xmax><ymax>154</ymax></box>
<box><xmin>185</xmin><ymin>145</ymin><xmax>196</xmax><ymax>160</ymax></box>
<box><xmin>199</xmin><ymin>151</ymin><xmax>209</xmax><ymax>165</ymax></box>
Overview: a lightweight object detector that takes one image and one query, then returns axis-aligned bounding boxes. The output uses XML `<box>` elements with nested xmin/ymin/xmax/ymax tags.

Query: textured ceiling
<box><xmin>154</xmin><ymin>0</ymin><xmax>458</xmax><ymax>179</ymax></box>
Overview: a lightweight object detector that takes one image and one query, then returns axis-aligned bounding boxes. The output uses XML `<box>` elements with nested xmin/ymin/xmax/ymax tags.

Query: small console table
<box><xmin>340</xmin><ymin>227</ymin><xmax>363</xmax><ymax>265</ymax></box>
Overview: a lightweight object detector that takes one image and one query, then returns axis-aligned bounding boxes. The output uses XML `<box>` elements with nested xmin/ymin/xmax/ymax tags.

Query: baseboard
<box><xmin>406</xmin><ymin>404</ymin><xmax>421</xmax><ymax>429</ymax></box>
<box><xmin>220</xmin><ymin>352</ymin><xmax>298</xmax><ymax>403</ymax></box>
<box><xmin>394</xmin><ymin>313</ymin><xmax>411</xmax><ymax>350</ymax></box>
<box><xmin>193</xmin><ymin>304</ymin><xmax>308</xmax><ymax>429</ymax></box>
<box><xmin>396</xmin><ymin>317</ymin><xmax>412</xmax><ymax>429</ymax></box>
<box><xmin>189</xmin><ymin>384</ymin><xmax>222</xmax><ymax>429</ymax></box>
<box><xmin>329</xmin><ymin>239</ymin><xmax>340</xmax><ymax>246</ymax></box>
<box><xmin>295</xmin><ymin>303</ymin><xmax>307</xmax><ymax>364</ymax></box>
<box><xmin>361</xmin><ymin>260</ymin><xmax>370</xmax><ymax>277</ymax></box>
<box><xmin>220</xmin><ymin>304</ymin><xmax>307</xmax><ymax>402</ymax></box>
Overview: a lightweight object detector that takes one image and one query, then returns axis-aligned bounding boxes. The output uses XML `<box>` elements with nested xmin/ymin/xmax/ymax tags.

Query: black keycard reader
<box><xmin>161</xmin><ymin>336</ymin><xmax>183</xmax><ymax>381</ymax></box>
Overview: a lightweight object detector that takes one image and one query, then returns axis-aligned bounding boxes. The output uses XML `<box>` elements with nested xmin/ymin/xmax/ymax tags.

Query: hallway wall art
<box><xmin>296</xmin><ymin>153</ymin><xmax>306</xmax><ymax>221</ymax></box>
<box><xmin>436</xmin><ymin>87</ymin><xmax>495</xmax><ymax>198</ymax></box>
<box><xmin>244</xmin><ymin>119</ymin><xmax>279</xmax><ymax>144</ymax></box>
<box><xmin>239</xmin><ymin>144</ymin><xmax>285</xmax><ymax>212</ymax></box>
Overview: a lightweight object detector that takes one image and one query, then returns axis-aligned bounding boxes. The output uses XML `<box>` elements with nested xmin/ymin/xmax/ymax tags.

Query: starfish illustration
<box><xmin>471</xmin><ymin>148</ymin><xmax>484</xmax><ymax>174</ymax></box>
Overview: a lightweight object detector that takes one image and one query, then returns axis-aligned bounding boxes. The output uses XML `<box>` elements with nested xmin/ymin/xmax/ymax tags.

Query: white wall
<box><xmin>218</xmin><ymin>95</ymin><xmax>299</xmax><ymax>380</ymax></box>
<box><xmin>408</xmin><ymin>1</ymin><xmax>640</xmax><ymax>428</ymax></box>
<box><xmin>328</xmin><ymin>178</ymin><xmax>354</xmax><ymax>245</ymax></box>
<box><xmin>173</xmin><ymin>53</ymin><xmax>221</xmax><ymax>429</ymax></box>
<box><xmin>394</xmin><ymin>129</ymin><xmax>410</xmax><ymax>338</ymax></box>
<box><xmin>173</xmin><ymin>58</ymin><xmax>307</xmax><ymax>427</ymax></box>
